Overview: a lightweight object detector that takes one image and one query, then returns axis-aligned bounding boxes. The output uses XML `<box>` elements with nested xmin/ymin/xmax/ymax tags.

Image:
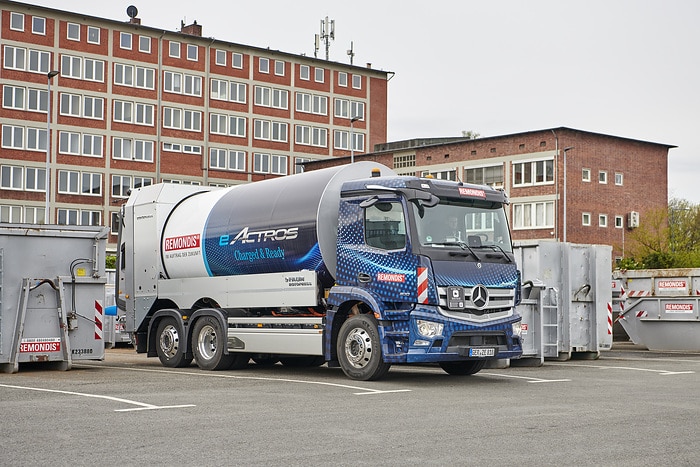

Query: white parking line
<box><xmin>0</xmin><ymin>383</ymin><xmax>195</xmax><ymax>412</ymax></box>
<box><xmin>75</xmin><ymin>363</ymin><xmax>413</xmax><ymax>396</ymax></box>
<box><xmin>549</xmin><ymin>362</ymin><xmax>696</xmax><ymax>376</ymax></box>
<box><xmin>482</xmin><ymin>372</ymin><xmax>571</xmax><ymax>383</ymax></box>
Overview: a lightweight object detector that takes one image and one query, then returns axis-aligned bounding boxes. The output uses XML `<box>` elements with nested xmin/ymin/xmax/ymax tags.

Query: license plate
<box><xmin>469</xmin><ymin>347</ymin><xmax>495</xmax><ymax>358</ymax></box>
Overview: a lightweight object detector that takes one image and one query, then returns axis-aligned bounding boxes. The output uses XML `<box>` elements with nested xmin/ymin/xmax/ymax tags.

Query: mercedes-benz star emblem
<box><xmin>470</xmin><ymin>285</ymin><xmax>489</xmax><ymax>310</ymax></box>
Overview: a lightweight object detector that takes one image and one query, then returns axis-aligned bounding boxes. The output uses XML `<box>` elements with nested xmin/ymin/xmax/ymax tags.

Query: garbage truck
<box><xmin>117</xmin><ymin>162</ymin><xmax>522</xmax><ymax>380</ymax></box>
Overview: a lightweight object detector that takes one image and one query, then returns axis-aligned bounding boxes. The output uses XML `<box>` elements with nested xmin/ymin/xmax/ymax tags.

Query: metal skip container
<box><xmin>513</xmin><ymin>241</ymin><xmax>613</xmax><ymax>362</ymax></box>
<box><xmin>614</xmin><ymin>268</ymin><xmax>700</xmax><ymax>351</ymax></box>
<box><xmin>0</xmin><ymin>224</ymin><xmax>108</xmax><ymax>373</ymax></box>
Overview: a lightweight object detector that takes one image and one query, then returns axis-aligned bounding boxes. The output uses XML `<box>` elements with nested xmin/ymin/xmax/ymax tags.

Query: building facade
<box><xmin>0</xmin><ymin>1</ymin><xmax>389</xmax><ymax>246</ymax></box>
<box><xmin>307</xmin><ymin>127</ymin><xmax>675</xmax><ymax>261</ymax></box>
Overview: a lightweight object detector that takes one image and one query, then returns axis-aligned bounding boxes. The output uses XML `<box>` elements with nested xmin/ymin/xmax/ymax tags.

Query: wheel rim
<box><xmin>344</xmin><ymin>327</ymin><xmax>372</xmax><ymax>369</ymax></box>
<box><xmin>159</xmin><ymin>324</ymin><xmax>179</xmax><ymax>358</ymax></box>
<box><xmin>196</xmin><ymin>324</ymin><xmax>218</xmax><ymax>361</ymax></box>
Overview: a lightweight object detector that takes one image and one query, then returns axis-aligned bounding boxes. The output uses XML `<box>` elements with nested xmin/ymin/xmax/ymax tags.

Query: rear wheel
<box><xmin>155</xmin><ymin>317</ymin><xmax>192</xmax><ymax>368</ymax></box>
<box><xmin>337</xmin><ymin>314</ymin><xmax>391</xmax><ymax>381</ymax></box>
<box><xmin>439</xmin><ymin>360</ymin><xmax>486</xmax><ymax>376</ymax></box>
<box><xmin>192</xmin><ymin>316</ymin><xmax>248</xmax><ymax>370</ymax></box>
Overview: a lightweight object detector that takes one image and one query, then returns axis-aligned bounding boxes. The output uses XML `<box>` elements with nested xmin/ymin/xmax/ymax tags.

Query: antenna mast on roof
<box><xmin>347</xmin><ymin>41</ymin><xmax>355</xmax><ymax>65</ymax></box>
<box><xmin>316</xmin><ymin>16</ymin><xmax>334</xmax><ymax>60</ymax></box>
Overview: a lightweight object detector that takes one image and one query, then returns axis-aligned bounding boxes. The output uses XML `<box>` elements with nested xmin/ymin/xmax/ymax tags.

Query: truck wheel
<box><xmin>192</xmin><ymin>316</ymin><xmax>245</xmax><ymax>370</ymax></box>
<box><xmin>155</xmin><ymin>317</ymin><xmax>192</xmax><ymax>368</ymax></box>
<box><xmin>337</xmin><ymin>314</ymin><xmax>391</xmax><ymax>381</ymax></box>
<box><xmin>439</xmin><ymin>360</ymin><xmax>486</xmax><ymax>376</ymax></box>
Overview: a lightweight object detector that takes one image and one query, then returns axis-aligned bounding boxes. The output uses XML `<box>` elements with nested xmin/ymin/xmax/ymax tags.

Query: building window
<box><xmin>512</xmin><ymin>201</ymin><xmax>555</xmax><ymax>229</ymax></box>
<box><xmin>60</xmin><ymin>93</ymin><xmax>81</xmax><ymax>117</ymax></box>
<box><xmin>294</xmin><ymin>157</ymin><xmax>311</xmax><ymax>174</ymax></box>
<box><xmin>82</xmin><ymin>96</ymin><xmax>104</xmax><ymax>120</ymax></box>
<box><xmin>599</xmin><ymin>170</ymin><xmax>608</xmax><ymax>184</ymax></box>
<box><xmin>2</xmin><ymin>125</ymin><xmax>24</xmax><ymax>149</ymax></box>
<box><xmin>3</xmin><ymin>46</ymin><xmax>26</xmax><ymax>71</ymax></box>
<box><xmin>582</xmin><ymin>212</ymin><xmax>591</xmax><ymax>226</ymax></box>
<box><xmin>314</xmin><ymin>67</ymin><xmax>324</xmax><ymax>83</ymax></box>
<box><xmin>28</xmin><ymin>88</ymin><xmax>48</xmax><ymax>113</ymax></box>
<box><xmin>232</xmin><ymin>53</ymin><xmax>243</xmax><ymax>69</ymax></box>
<box><xmin>333</xmin><ymin>130</ymin><xmax>364</xmax><ymax>152</ymax></box>
<box><xmin>300</xmin><ymin>65</ymin><xmax>310</xmax><ymax>80</ymax></box>
<box><xmin>582</xmin><ymin>168</ymin><xmax>591</xmax><ymax>182</ymax></box>
<box><xmin>139</xmin><ymin>36</ymin><xmax>151</xmax><ymax>53</ymax></box>
<box><xmin>275</xmin><ymin>60</ymin><xmax>285</xmax><ymax>76</ymax></box>
<box><xmin>3</xmin><ymin>85</ymin><xmax>24</xmax><ymax>110</ymax></box>
<box><xmin>120</xmin><ymin>32</ymin><xmax>132</xmax><ymax>50</ymax></box>
<box><xmin>187</xmin><ymin>44</ymin><xmax>198</xmax><ymax>61</ymax></box>
<box><xmin>87</xmin><ymin>26</ymin><xmax>100</xmax><ymax>44</ymax></box>
<box><xmin>164</xmin><ymin>71</ymin><xmax>182</xmax><ymax>93</ymax></box>
<box><xmin>10</xmin><ymin>12</ymin><xmax>24</xmax><ymax>31</ymax></box>
<box><xmin>465</xmin><ymin>165</ymin><xmax>504</xmax><ymax>187</ymax></box>
<box><xmin>183</xmin><ymin>110</ymin><xmax>202</xmax><ymax>132</ymax></box>
<box><xmin>230</xmin><ymin>82</ymin><xmax>246</xmax><ymax>103</ymax></box>
<box><xmin>513</xmin><ymin>159</ymin><xmax>554</xmax><ymax>186</ymax></box>
<box><xmin>0</xmin><ymin>205</ymin><xmax>22</xmax><ymax>223</ymax></box>
<box><xmin>394</xmin><ymin>154</ymin><xmax>416</xmax><ymax>169</ymax></box>
<box><xmin>58</xmin><ymin>209</ymin><xmax>101</xmax><ymax>226</ymax></box>
<box><xmin>295</xmin><ymin>125</ymin><xmax>327</xmax><ymax>148</ymax></box>
<box><xmin>352</xmin><ymin>74</ymin><xmax>362</xmax><ymax>89</ymax></box>
<box><xmin>296</xmin><ymin>92</ymin><xmax>327</xmax><ymax>115</ymax></box>
<box><xmin>67</xmin><ymin>23</ymin><xmax>81</xmax><ymax>41</ymax></box>
<box><xmin>599</xmin><ymin>214</ymin><xmax>608</xmax><ymax>227</ymax></box>
<box><xmin>28</xmin><ymin>49</ymin><xmax>50</xmax><ymax>73</ymax></box>
<box><xmin>135</xmin><ymin>66</ymin><xmax>155</xmax><ymax>89</ymax></box>
<box><xmin>58</xmin><ymin>170</ymin><xmax>101</xmax><ymax>196</ymax></box>
<box><xmin>26</xmin><ymin>127</ymin><xmax>47</xmax><ymax>151</ymax></box>
<box><xmin>169</xmin><ymin>41</ymin><xmax>180</xmax><ymax>58</ymax></box>
<box><xmin>61</xmin><ymin>55</ymin><xmax>82</xmax><ymax>79</ymax></box>
<box><xmin>84</xmin><ymin>58</ymin><xmax>105</xmax><ymax>82</ymax></box>
<box><xmin>334</xmin><ymin>98</ymin><xmax>364</xmax><ymax>120</ymax></box>
<box><xmin>163</xmin><ymin>107</ymin><xmax>181</xmax><ymax>129</ymax></box>
<box><xmin>211</xmin><ymin>79</ymin><xmax>228</xmax><ymax>100</ymax></box>
<box><xmin>338</xmin><ymin>72</ymin><xmax>348</xmax><ymax>87</ymax></box>
<box><xmin>112</xmin><ymin>175</ymin><xmax>152</xmax><ymax>198</ymax></box>
<box><xmin>259</xmin><ymin>57</ymin><xmax>269</xmax><ymax>73</ymax></box>
<box><xmin>210</xmin><ymin>149</ymin><xmax>245</xmax><ymax>172</ymax></box>
<box><xmin>184</xmin><ymin>75</ymin><xmax>202</xmax><ymax>96</ymax></box>
<box><xmin>210</xmin><ymin>114</ymin><xmax>227</xmax><ymax>135</ymax></box>
<box><xmin>25</xmin><ymin>167</ymin><xmax>46</xmax><ymax>192</ymax></box>
<box><xmin>229</xmin><ymin>116</ymin><xmax>246</xmax><ymax>137</ymax></box>
<box><xmin>0</xmin><ymin>165</ymin><xmax>23</xmax><ymax>189</ymax></box>
<box><xmin>32</xmin><ymin>17</ymin><xmax>46</xmax><ymax>35</ymax></box>
<box><xmin>254</xmin><ymin>86</ymin><xmax>271</xmax><ymax>106</ymax></box>
<box><xmin>253</xmin><ymin>153</ymin><xmax>287</xmax><ymax>175</ymax></box>
<box><xmin>114</xmin><ymin>63</ymin><xmax>134</xmax><ymax>86</ymax></box>
<box><xmin>135</xmin><ymin>103</ymin><xmax>154</xmax><ymax>126</ymax></box>
<box><xmin>615</xmin><ymin>172</ymin><xmax>623</xmax><ymax>186</ymax></box>
<box><xmin>215</xmin><ymin>49</ymin><xmax>226</xmax><ymax>66</ymax></box>
<box><xmin>113</xmin><ymin>100</ymin><xmax>133</xmax><ymax>123</ymax></box>
<box><xmin>615</xmin><ymin>215</ymin><xmax>624</xmax><ymax>228</ymax></box>
<box><xmin>59</xmin><ymin>131</ymin><xmax>79</xmax><ymax>154</ymax></box>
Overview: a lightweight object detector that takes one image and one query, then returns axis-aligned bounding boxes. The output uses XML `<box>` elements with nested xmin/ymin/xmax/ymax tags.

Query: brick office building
<box><xmin>0</xmin><ymin>1</ymin><xmax>389</xmax><ymax>246</ymax></box>
<box><xmin>306</xmin><ymin>127</ymin><xmax>675</xmax><ymax>261</ymax></box>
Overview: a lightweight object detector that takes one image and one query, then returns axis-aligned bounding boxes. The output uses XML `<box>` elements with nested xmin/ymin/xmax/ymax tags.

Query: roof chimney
<box><xmin>181</xmin><ymin>20</ymin><xmax>202</xmax><ymax>37</ymax></box>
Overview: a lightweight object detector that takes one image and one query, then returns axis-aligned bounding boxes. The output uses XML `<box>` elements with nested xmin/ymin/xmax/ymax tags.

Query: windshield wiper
<box><xmin>473</xmin><ymin>244</ymin><xmax>513</xmax><ymax>262</ymax></box>
<box><xmin>425</xmin><ymin>241</ymin><xmax>481</xmax><ymax>261</ymax></box>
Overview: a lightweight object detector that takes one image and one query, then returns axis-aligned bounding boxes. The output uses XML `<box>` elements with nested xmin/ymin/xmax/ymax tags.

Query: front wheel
<box><xmin>192</xmin><ymin>316</ymin><xmax>248</xmax><ymax>370</ymax></box>
<box><xmin>337</xmin><ymin>314</ymin><xmax>391</xmax><ymax>381</ymax></box>
<box><xmin>155</xmin><ymin>317</ymin><xmax>192</xmax><ymax>368</ymax></box>
<box><xmin>439</xmin><ymin>360</ymin><xmax>486</xmax><ymax>376</ymax></box>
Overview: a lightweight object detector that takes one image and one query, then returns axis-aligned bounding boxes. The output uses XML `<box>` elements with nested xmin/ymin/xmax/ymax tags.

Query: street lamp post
<box><xmin>562</xmin><ymin>146</ymin><xmax>574</xmax><ymax>243</ymax></box>
<box><xmin>350</xmin><ymin>116</ymin><xmax>360</xmax><ymax>163</ymax></box>
<box><xmin>45</xmin><ymin>70</ymin><xmax>59</xmax><ymax>224</ymax></box>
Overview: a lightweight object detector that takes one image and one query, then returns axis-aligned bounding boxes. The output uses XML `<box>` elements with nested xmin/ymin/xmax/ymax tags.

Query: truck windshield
<box><xmin>412</xmin><ymin>199</ymin><xmax>513</xmax><ymax>252</ymax></box>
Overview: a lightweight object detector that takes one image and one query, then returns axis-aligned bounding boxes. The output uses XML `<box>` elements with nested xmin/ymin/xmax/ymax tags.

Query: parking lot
<box><xmin>1</xmin><ymin>344</ymin><xmax>699</xmax><ymax>466</ymax></box>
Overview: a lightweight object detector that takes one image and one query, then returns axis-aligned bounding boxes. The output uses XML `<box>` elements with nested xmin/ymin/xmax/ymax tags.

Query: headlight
<box><xmin>512</xmin><ymin>321</ymin><xmax>522</xmax><ymax>338</ymax></box>
<box><xmin>416</xmin><ymin>320</ymin><xmax>444</xmax><ymax>338</ymax></box>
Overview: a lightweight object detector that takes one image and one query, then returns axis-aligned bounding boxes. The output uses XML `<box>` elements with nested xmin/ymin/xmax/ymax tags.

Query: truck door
<box><xmin>353</xmin><ymin>198</ymin><xmax>419</xmax><ymax>303</ymax></box>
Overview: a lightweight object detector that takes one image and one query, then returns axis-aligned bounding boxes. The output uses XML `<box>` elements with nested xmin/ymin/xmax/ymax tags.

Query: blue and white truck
<box><xmin>117</xmin><ymin>162</ymin><xmax>522</xmax><ymax>380</ymax></box>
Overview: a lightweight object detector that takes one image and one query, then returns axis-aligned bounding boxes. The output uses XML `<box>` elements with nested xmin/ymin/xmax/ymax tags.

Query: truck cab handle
<box><xmin>358</xmin><ymin>273</ymin><xmax>371</xmax><ymax>283</ymax></box>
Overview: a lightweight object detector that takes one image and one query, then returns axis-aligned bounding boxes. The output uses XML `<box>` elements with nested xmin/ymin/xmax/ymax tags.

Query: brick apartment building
<box><xmin>0</xmin><ymin>0</ymin><xmax>389</xmax><ymax>247</ymax></box>
<box><xmin>306</xmin><ymin>127</ymin><xmax>675</xmax><ymax>261</ymax></box>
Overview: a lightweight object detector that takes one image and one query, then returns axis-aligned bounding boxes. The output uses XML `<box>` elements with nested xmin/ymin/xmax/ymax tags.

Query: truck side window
<box><xmin>364</xmin><ymin>201</ymin><xmax>406</xmax><ymax>250</ymax></box>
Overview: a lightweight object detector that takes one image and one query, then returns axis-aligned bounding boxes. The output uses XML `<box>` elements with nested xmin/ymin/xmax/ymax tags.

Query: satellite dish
<box><xmin>126</xmin><ymin>5</ymin><xmax>138</xmax><ymax>19</ymax></box>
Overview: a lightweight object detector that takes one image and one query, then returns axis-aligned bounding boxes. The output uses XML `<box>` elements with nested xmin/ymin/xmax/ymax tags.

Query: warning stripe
<box><xmin>627</xmin><ymin>290</ymin><xmax>651</xmax><ymax>297</ymax></box>
<box><xmin>94</xmin><ymin>300</ymin><xmax>103</xmax><ymax>340</ymax></box>
<box><xmin>417</xmin><ymin>267</ymin><xmax>428</xmax><ymax>304</ymax></box>
<box><xmin>635</xmin><ymin>310</ymin><xmax>648</xmax><ymax>318</ymax></box>
<box><xmin>606</xmin><ymin>303</ymin><xmax>613</xmax><ymax>335</ymax></box>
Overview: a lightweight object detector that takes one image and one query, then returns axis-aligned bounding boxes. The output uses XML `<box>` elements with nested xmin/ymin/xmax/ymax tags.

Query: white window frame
<box><xmin>3</xmin><ymin>46</ymin><xmax>26</xmax><ymax>71</ymax></box>
<box><xmin>134</xmin><ymin>102</ymin><xmax>154</xmax><ymax>126</ymax></box>
<box><xmin>26</xmin><ymin>127</ymin><xmax>47</xmax><ymax>152</ymax></box>
<box><xmin>582</xmin><ymin>168</ymin><xmax>591</xmax><ymax>182</ymax></box>
<box><xmin>25</xmin><ymin>167</ymin><xmax>46</xmax><ymax>192</ymax></box>
<box><xmin>67</xmin><ymin>23</ymin><xmax>80</xmax><ymax>41</ymax></box>
<box><xmin>135</xmin><ymin>66</ymin><xmax>155</xmax><ymax>89</ymax></box>
<box><xmin>615</xmin><ymin>172</ymin><xmax>623</xmax><ymax>186</ymax></box>
<box><xmin>183</xmin><ymin>75</ymin><xmax>202</xmax><ymax>96</ymax></box>
<box><xmin>230</xmin><ymin>81</ymin><xmax>246</xmax><ymax>103</ymax></box>
<box><xmin>28</xmin><ymin>49</ymin><xmax>50</xmax><ymax>74</ymax></box>
<box><xmin>512</xmin><ymin>201</ymin><xmax>555</xmax><ymax>230</ymax></box>
<box><xmin>215</xmin><ymin>49</ymin><xmax>226</xmax><ymax>66</ymax></box>
<box><xmin>60</xmin><ymin>92</ymin><xmax>81</xmax><ymax>117</ymax></box>
<box><xmin>82</xmin><ymin>134</ymin><xmax>103</xmax><ymax>157</ymax></box>
<box><xmin>599</xmin><ymin>214</ymin><xmax>608</xmax><ymax>227</ymax></box>
<box><xmin>84</xmin><ymin>58</ymin><xmax>104</xmax><ymax>82</ymax></box>
<box><xmin>210</xmin><ymin>148</ymin><xmax>245</xmax><ymax>172</ymax></box>
<box><xmin>2</xmin><ymin>125</ymin><xmax>24</xmax><ymax>149</ymax></box>
<box><xmin>352</xmin><ymin>74</ymin><xmax>362</xmax><ymax>89</ymax></box>
<box><xmin>255</xmin><ymin>86</ymin><xmax>271</xmax><ymax>107</ymax></box>
<box><xmin>210</xmin><ymin>113</ymin><xmax>227</xmax><ymax>135</ymax></box>
<box><xmin>300</xmin><ymin>65</ymin><xmax>310</xmax><ymax>80</ymax></box>
<box><xmin>259</xmin><ymin>57</ymin><xmax>269</xmax><ymax>74</ymax></box>
<box><xmin>114</xmin><ymin>63</ymin><xmax>134</xmax><ymax>86</ymax></box>
<box><xmin>1</xmin><ymin>165</ymin><xmax>23</xmax><ymax>189</ymax></box>
<box><xmin>599</xmin><ymin>170</ymin><xmax>608</xmax><ymax>184</ymax></box>
<box><xmin>186</xmin><ymin>44</ymin><xmax>198</xmax><ymax>61</ymax></box>
<box><xmin>183</xmin><ymin>110</ymin><xmax>201</xmax><ymax>132</ymax></box>
<box><xmin>314</xmin><ymin>67</ymin><xmax>324</xmax><ymax>83</ymax></box>
<box><xmin>120</xmin><ymin>32</ymin><xmax>132</xmax><ymax>50</ymax></box>
<box><xmin>10</xmin><ymin>12</ymin><xmax>24</xmax><ymax>32</ymax></box>
<box><xmin>139</xmin><ymin>36</ymin><xmax>151</xmax><ymax>53</ymax></box>
<box><xmin>163</xmin><ymin>107</ymin><xmax>181</xmax><ymax>129</ymax></box>
<box><xmin>228</xmin><ymin>116</ymin><xmax>246</xmax><ymax>137</ymax></box>
<box><xmin>32</xmin><ymin>16</ymin><xmax>46</xmax><ymax>35</ymax></box>
<box><xmin>169</xmin><ymin>41</ymin><xmax>181</xmax><ymax>58</ymax></box>
<box><xmin>113</xmin><ymin>100</ymin><xmax>133</xmax><ymax>123</ymax></box>
<box><xmin>338</xmin><ymin>72</ymin><xmax>347</xmax><ymax>87</ymax></box>
<box><xmin>164</xmin><ymin>71</ymin><xmax>182</xmax><ymax>94</ymax></box>
<box><xmin>582</xmin><ymin>212</ymin><xmax>591</xmax><ymax>226</ymax></box>
<box><xmin>59</xmin><ymin>131</ymin><xmax>80</xmax><ymax>155</ymax></box>
<box><xmin>211</xmin><ymin>79</ymin><xmax>228</xmax><ymax>101</ymax></box>
<box><xmin>61</xmin><ymin>55</ymin><xmax>82</xmax><ymax>79</ymax></box>
<box><xmin>274</xmin><ymin>60</ymin><xmax>285</xmax><ymax>76</ymax></box>
<box><xmin>3</xmin><ymin>85</ymin><xmax>25</xmax><ymax>110</ymax></box>
<box><xmin>82</xmin><ymin>96</ymin><xmax>103</xmax><ymax>120</ymax></box>
<box><xmin>87</xmin><ymin>26</ymin><xmax>100</xmax><ymax>45</ymax></box>
<box><xmin>513</xmin><ymin>158</ymin><xmax>555</xmax><ymax>187</ymax></box>
<box><xmin>1</xmin><ymin>205</ymin><xmax>23</xmax><ymax>223</ymax></box>
<box><xmin>615</xmin><ymin>215</ymin><xmax>624</xmax><ymax>229</ymax></box>
<box><xmin>232</xmin><ymin>53</ymin><xmax>243</xmax><ymax>69</ymax></box>
<box><xmin>27</xmin><ymin>88</ymin><xmax>48</xmax><ymax>113</ymax></box>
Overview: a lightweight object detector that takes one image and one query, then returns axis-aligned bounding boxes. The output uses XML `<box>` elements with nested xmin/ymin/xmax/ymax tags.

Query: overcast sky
<box><xmin>30</xmin><ymin>0</ymin><xmax>700</xmax><ymax>202</ymax></box>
